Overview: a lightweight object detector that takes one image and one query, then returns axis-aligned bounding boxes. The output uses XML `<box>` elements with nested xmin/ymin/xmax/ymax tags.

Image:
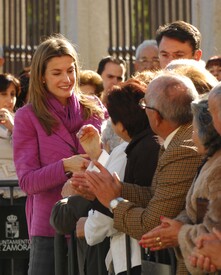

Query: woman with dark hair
<box><xmin>139</xmin><ymin>96</ymin><xmax>221</xmax><ymax>274</ymax></box>
<box><xmin>70</xmin><ymin>78</ymin><xmax>160</xmax><ymax>274</ymax></box>
<box><xmin>0</xmin><ymin>73</ymin><xmax>27</xmax><ymax>275</ymax></box>
<box><xmin>0</xmin><ymin>73</ymin><xmax>23</xmax><ymax>194</ymax></box>
<box><xmin>106</xmin><ymin>79</ymin><xmax>159</xmax><ymax>186</ymax></box>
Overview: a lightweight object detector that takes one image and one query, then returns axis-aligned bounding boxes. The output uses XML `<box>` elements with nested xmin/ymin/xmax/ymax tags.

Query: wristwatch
<box><xmin>109</xmin><ymin>197</ymin><xmax>128</xmax><ymax>212</ymax></box>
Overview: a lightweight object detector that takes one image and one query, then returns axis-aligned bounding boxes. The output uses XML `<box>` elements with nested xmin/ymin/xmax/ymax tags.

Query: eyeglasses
<box><xmin>139</xmin><ymin>98</ymin><xmax>163</xmax><ymax>118</ymax></box>
<box><xmin>136</xmin><ymin>57</ymin><xmax>160</xmax><ymax>65</ymax></box>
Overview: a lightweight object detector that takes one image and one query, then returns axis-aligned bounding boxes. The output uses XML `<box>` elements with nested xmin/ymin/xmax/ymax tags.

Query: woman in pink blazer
<box><xmin>13</xmin><ymin>34</ymin><xmax>107</xmax><ymax>275</ymax></box>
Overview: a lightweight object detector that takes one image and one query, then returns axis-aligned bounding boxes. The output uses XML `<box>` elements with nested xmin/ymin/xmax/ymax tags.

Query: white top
<box><xmin>101</xmin><ymin>118</ymin><xmax>123</xmax><ymax>153</ymax></box>
<box><xmin>0</xmin><ymin>125</ymin><xmax>26</xmax><ymax>198</ymax></box>
<box><xmin>85</xmin><ymin>141</ymin><xmax>141</xmax><ymax>274</ymax></box>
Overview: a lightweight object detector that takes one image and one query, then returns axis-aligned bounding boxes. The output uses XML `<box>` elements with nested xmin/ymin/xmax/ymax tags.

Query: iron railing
<box><xmin>108</xmin><ymin>0</ymin><xmax>192</xmax><ymax>77</ymax></box>
<box><xmin>2</xmin><ymin>0</ymin><xmax>60</xmax><ymax>76</ymax></box>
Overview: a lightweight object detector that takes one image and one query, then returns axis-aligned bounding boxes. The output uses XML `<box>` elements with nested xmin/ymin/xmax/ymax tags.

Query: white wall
<box><xmin>192</xmin><ymin>0</ymin><xmax>221</xmax><ymax>62</ymax></box>
<box><xmin>60</xmin><ymin>0</ymin><xmax>109</xmax><ymax>71</ymax></box>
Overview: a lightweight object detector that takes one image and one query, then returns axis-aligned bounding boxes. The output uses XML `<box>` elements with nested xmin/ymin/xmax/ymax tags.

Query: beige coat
<box><xmin>176</xmin><ymin>148</ymin><xmax>221</xmax><ymax>275</ymax></box>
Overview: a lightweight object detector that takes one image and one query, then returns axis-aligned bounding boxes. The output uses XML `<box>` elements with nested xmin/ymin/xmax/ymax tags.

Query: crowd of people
<box><xmin>1</xmin><ymin>19</ymin><xmax>221</xmax><ymax>275</ymax></box>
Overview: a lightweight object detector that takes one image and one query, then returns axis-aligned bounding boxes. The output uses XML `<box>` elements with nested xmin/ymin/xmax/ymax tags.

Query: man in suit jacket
<box><xmin>74</xmin><ymin>71</ymin><xmax>203</xmax><ymax>273</ymax></box>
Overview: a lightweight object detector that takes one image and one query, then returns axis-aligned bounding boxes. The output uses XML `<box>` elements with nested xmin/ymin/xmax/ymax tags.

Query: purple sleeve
<box><xmin>13</xmin><ymin>107</ymin><xmax>68</xmax><ymax>195</ymax></box>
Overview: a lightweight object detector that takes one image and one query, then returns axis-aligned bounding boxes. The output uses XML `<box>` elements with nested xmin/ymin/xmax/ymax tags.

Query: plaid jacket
<box><xmin>113</xmin><ymin>123</ymin><xmax>202</xmax><ymax>274</ymax></box>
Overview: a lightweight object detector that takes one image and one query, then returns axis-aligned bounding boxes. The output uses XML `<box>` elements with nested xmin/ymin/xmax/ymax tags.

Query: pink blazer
<box><xmin>13</xmin><ymin>103</ymin><xmax>105</xmax><ymax>237</ymax></box>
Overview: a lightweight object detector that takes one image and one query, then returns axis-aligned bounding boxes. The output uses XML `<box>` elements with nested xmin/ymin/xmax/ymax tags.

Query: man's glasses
<box><xmin>137</xmin><ymin>57</ymin><xmax>160</xmax><ymax>65</ymax></box>
<box><xmin>139</xmin><ymin>98</ymin><xmax>163</xmax><ymax>118</ymax></box>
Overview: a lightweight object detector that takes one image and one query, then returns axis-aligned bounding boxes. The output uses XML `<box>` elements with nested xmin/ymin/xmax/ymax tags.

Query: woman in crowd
<box><xmin>13</xmin><ymin>34</ymin><xmax>107</xmax><ymax>275</ymax></box>
<box><xmin>75</xmin><ymin>79</ymin><xmax>160</xmax><ymax>275</ymax></box>
<box><xmin>206</xmin><ymin>56</ymin><xmax>221</xmax><ymax>81</ymax></box>
<box><xmin>79</xmin><ymin>69</ymin><xmax>103</xmax><ymax>98</ymax></box>
<box><xmin>0</xmin><ymin>73</ymin><xmax>28</xmax><ymax>275</ymax></box>
<box><xmin>0</xmin><ymin>74</ymin><xmax>21</xmax><ymax>188</ymax></box>
<box><xmin>139</xmin><ymin>96</ymin><xmax>221</xmax><ymax>274</ymax></box>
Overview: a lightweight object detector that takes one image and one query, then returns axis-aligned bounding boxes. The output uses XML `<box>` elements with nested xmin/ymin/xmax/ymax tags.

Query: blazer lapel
<box><xmin>53</xmin><ymin>121</ymin><xmax>79</xmax><ymax>154</ymax></box>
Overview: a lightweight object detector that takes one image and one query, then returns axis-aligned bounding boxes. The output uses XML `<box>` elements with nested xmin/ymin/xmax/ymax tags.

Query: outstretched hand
<box><xmin>63</xmin><ymin>154</ymin><xmax>90</xmax><ymax>173</ymax></box>
<box><xmin>77</xmin><ymin>124</ymin><xmax>102</xmax><ymax>160</ymax></box>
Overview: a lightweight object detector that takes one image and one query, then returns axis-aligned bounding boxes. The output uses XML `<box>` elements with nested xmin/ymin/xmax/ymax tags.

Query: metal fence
<box><xmin>2</xmin><ymin>0</ymin><xmax>192</xmax><ymax>77</ymax></box>
<box><xmin>2</xmin><ymin>0</ymin><xmax>60</xmax><ymax>76</ymax></box>
<box><xmin>108</xmin><ymin>0</ymin><xmax>192</xmax><ymax>76</ymax></box>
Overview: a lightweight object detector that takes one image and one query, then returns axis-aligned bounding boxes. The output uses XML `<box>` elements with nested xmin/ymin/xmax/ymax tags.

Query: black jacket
<box><xmin>124</xmin><ymin>127</ymin><xmax>160</xmax><ymax>186</ymax></box>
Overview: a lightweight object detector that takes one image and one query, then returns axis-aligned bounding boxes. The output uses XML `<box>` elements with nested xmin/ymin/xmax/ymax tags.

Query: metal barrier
<box><xmin>2</xmin><ymin>0</ymin><xmax>60</xmax><ymax>76</ymax></box>
<box><xmin>0</xmin><ymin>180</ymin><xmax>29</xmax><ymax>275</ymax></box>
<box><xmin>108</xmin><ymin>0</ymin><xmax>192</xmax><ymax>77</ymax></box>
<box><xmin>54</xmin><ymin>232</ymin><xmax>79</xmax><ymax>275</ymax></box>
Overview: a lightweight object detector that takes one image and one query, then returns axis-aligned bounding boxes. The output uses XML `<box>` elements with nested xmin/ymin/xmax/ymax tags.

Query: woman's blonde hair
<box><xmin>29</xmin><ymin>34</ymin><xmax>104</xmax><ymax>135</ymax></box>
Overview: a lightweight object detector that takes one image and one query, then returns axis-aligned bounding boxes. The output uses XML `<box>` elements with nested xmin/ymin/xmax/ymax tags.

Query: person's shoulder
<box><xmin>16</xmin><ymin>103</ymin><xmax>33</xmax><ymax>113</ymax></box>
<box><xmin>111</xmin><ymin>141</ymin><xmax>128</xmax><ymax>156</ymax></box>
<box><xmin>15</xmin><ymin>104</ymin><xmax>34</xmax><ymax>121</ymax></box>
<box><xmin>177</xmin><ymin>123</ymin><xmax>193</xmax><ymax>138</ymax></box>
<box><xmin>207</xmin><ymin>149</ymin><xmax>221</xmax><ymax>166</ymax></box>
<box><xmin>166</xmin><ymin>124</ymin><xmax>199</xmax><ymax>157</ymax></box>
<box><xmin>172</xmin><ymin>123</ymin><xmax>196</xmax><ymax>148</ymax></box>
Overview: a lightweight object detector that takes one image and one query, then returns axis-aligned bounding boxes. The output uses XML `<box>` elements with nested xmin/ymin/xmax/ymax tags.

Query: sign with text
<box><xmin>0</xmin><ymin>205</ymin><xmax>30</xmax><ymax>258</ymax></box>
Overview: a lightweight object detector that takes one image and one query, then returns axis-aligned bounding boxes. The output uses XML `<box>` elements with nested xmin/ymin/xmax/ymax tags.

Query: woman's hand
<box><xmin>194</xmin><ymin>228</ymin><xmax>220</xmax><ymax>249</ymax></box>
<box><xmin>77</xmin><ymin>125</ymin><xmax>102</xmax><ymax>160</ymax></box>
<box><xmin>0</xmin><ymin>108</ymin><xmax>14</xmax><ymax>132</ymax></box>
<box><xmin>139</xmin><ymin>217</ymin><xmax>183</xmax><ymax>250</ymax></box>
<box><xmin>63</xmin><ymin>154</ymin><xmax>90</xmax><ymax>173</ymax></box>
<box><xmin>189</xmin><ymin>228</ymin><xmax>221</xmax><ymax>272</ymax></box>
<box><xmin>189</xmin><ymin>243</ymin><xmax>218</xmax><ymax>273</ymax></box>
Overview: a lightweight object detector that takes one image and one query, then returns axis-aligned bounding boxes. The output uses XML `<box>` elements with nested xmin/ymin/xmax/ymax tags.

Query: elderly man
<box><xmin>78</xmin><ymin>71</ymin><xmax>202</xmax><ymax>273</ymax></box>
<box><xmin>134</xmin><ymin>40</ymin><xmax>160</xmax><ymax>72</ymax></box>
<box><xmin>156</xmin><ymin>20</ymin><xmax>202</xmax><ymax>68</ymax></box>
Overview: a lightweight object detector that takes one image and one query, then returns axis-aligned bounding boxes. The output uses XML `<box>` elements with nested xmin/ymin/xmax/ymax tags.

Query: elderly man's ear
<box><xmin>154</xmin><ymin>111</ymin><xmax>163</xmax><ymax>127</ymax></box>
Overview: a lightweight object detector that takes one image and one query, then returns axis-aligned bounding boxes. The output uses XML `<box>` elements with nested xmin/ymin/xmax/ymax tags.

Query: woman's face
<box><xmin>192</xmin><ymin>118</ymin><xmax>206</xmax><ymax>155</ymax></box>
<box><xmin>0</xmin><ymin>83</ymin><xmax>17</xmax><ymax>112</ymax></box>
<box><xmin>111</xmin><ymin>120</ymin><xmax>130</xmax><ymax>142</ymax></box>
<box><xmin>207</xmin><ymin>65</ymin><xmax>221</xmax><ymax>81</ymax></box>
<box><xmin>43</xmin><ymin>55</ymin><xmax>76</xmax><ymax>105</ymax></box>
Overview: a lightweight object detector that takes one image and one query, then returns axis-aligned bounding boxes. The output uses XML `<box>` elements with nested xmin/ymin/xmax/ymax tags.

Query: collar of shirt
<box><xmin>163</xmin><ymin>127</ymin><xmax>180</xmax><ymax>149</ymax></box>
